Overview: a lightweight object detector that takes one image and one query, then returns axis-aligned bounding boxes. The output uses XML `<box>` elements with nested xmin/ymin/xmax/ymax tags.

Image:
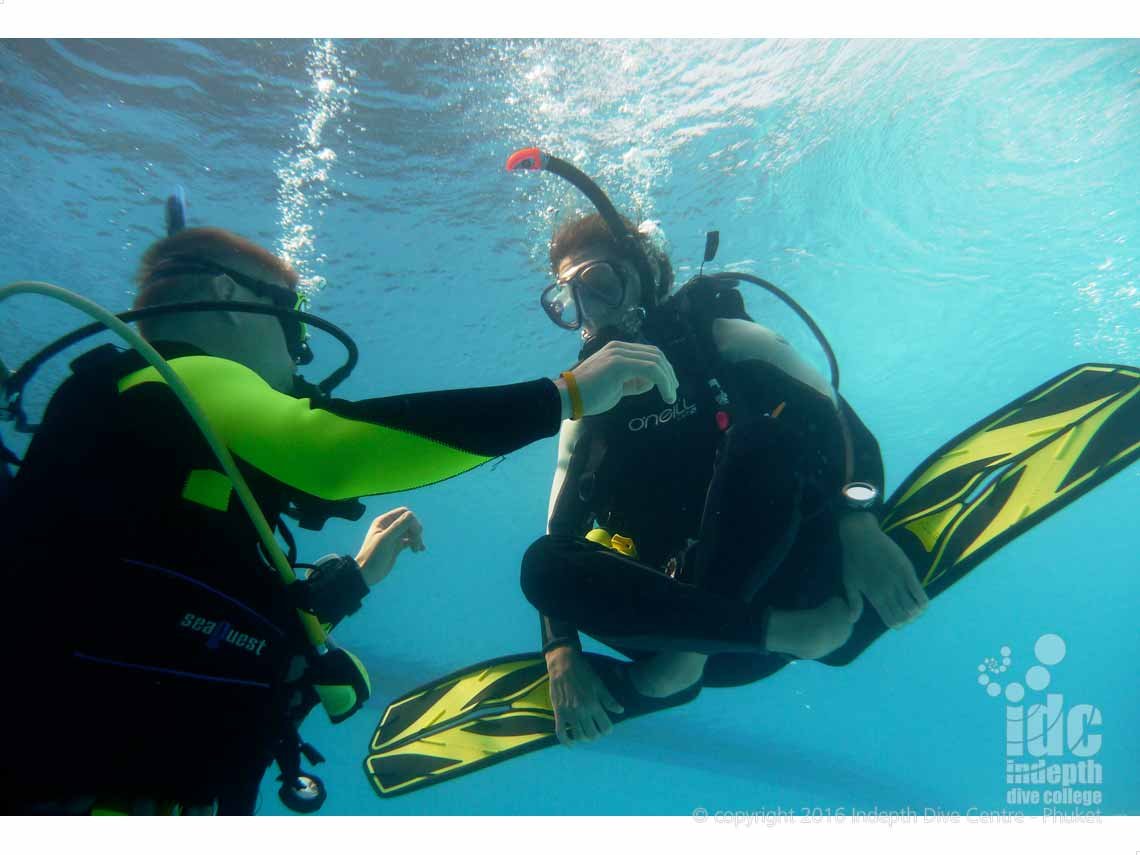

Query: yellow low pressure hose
<box><xmin>0</xmin><ymin>281</ymin><xmax>328</xmax><ymax>650</ymax></box>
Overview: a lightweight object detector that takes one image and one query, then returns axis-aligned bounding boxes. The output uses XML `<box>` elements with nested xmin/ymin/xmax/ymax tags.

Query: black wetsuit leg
<box><xmin>521</xmin><ymin>417</ymin><xmax>845</xmax><ymax>665</ymax></box>
<box><xmin>698</xmin><ymin>417</ymin><xmax>848</xmax><ymax>688</ymax></box>
<box><xmin>689</xmin><ymin>417</ymin><xmax>806</xmax><ymax>601</ymax></box>
<box><xmin>702</xmin><ymin>511</ymin><xmax>845</xmax><ymax>687</ymax></box>
<box><xmin>521</xmin><ymin>535</ymin><xmax>771</xmax><ymax>655</ymax></box>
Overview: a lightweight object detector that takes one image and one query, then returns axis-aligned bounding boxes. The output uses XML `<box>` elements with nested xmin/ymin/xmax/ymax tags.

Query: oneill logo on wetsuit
<box><xmin>628</xmin><ymin>397</ymin><xmax>698</xmax><ymax>432</ymax></box>
<box><xmin>180</xmin><ymin>612</ymin><xmax>268</xmax><ymax>656</ymax></box>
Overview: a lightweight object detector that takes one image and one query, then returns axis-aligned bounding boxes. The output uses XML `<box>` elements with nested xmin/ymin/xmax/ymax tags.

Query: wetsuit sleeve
<box><xmin>117</xmin><ymin>355</ymin><xmax>562</xmax><ymax>500</ymax></box>
<box><xmin>839</xmin><ymin>393</ymin><xmax>885</xmax><ymax>512</ymax></box>
<box><xmin>540</xmin><ymin>613</ymin><xmax>583</xmax><ymax>653</ymax></box>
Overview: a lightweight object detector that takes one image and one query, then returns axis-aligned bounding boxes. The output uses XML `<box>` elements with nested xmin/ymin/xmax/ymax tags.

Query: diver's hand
<box><xmin>354</xmin><ymin>507</ymin><xmax>426</xmax><ymax>586</ymax></box>
<box><xmin>555</xmin><ymin>341</ymin><xmax>679</xmax><ymax>419</ymax></box>
<box><xmin>839</xmin><ymin>511</ymin><xmax>929</xmax><ymax>629</ymax></box>
<box><xmin>545</xmin><ymin>645</ymin><xmax>624</xmax><ymax>745</ymax></box>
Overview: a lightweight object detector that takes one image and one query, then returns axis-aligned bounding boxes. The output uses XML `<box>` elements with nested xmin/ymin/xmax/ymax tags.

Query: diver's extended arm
<box><xmin>116</xmin><ymin>340</ymin><xmax>678</xmax><ymax>501</ymax></box>
<box><xmin>118</xmin><ymin>357</ymin><xmax>562</xmax><ymax>498</ymax></box>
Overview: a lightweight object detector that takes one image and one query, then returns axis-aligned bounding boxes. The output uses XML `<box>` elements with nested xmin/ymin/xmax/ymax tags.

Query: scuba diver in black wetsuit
<box><xmin>0</xmin><ymin>218</ymin><xmax>678</xmax><ymax>814</ymax></box>
<box><xmin>506</xmin><ymin>150</ymin><xmax>929</xmax><ymax>746</ymax></box>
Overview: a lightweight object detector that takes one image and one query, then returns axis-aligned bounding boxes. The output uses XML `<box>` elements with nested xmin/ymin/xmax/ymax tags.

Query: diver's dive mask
<box><xmin>144</xmin><ymin>261</ymin><xmax>313</xmax><ymax>365</ymax></box>
<box><xmin>540</xmin><ymin>259</ymin><xmax>635</xmax><ymax>331</ymax></box>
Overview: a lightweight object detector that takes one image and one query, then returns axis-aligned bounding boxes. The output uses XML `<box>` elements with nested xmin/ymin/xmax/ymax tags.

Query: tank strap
<box><xmin>662</xmin><ymin>276</ymin><xmax>755</xmax><ymax>433</ymax></box>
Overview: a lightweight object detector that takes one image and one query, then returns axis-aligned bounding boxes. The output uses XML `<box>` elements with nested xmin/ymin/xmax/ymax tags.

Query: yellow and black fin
<box><xmin>885</xmin><ymin>363</ymin><xmax>1140</xmax><ymax>591</ymax></box>
<box><xmin>364</xmin><ymin>652</ymin><xmax>698</xmax><ymax>797</ymax></box>
<box><xmin>825</xmin><ymin>362</ymin><xmax>1140</xmax><ymax>664</ymax></box>
<box><xmin>364</xmin><ymin>654</ymin><xmax>556</xmax><ymax>797</ymax></box>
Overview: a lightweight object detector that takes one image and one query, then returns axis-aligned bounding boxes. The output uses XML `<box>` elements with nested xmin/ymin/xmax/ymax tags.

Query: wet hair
<box><xmin>132</xmin><ymin>227</ymin><xmax>299</xmax><ymax>338</ymax></box>
<box><xmin>549</xmin><ymin>213</ymin><xmax>674</xmax><ymax>304</ymax></box>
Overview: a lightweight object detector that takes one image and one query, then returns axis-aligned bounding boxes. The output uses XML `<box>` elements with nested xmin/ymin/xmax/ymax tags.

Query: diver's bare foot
<box><xmin>628</xmin><ymin>652</ymin><xmax>707</xmax><ymax>698</ymax></box>
<box><xmin>766</xmin><ymin>597</ymin><xmax>856</xmax><ymax>660</ymax></box>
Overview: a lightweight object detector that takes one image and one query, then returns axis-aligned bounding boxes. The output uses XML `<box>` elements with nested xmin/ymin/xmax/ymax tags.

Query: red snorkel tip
<box><xmin>506</xmin><ymin>147</ymin><xmax>546</xmax><ymax>172</ymax></box>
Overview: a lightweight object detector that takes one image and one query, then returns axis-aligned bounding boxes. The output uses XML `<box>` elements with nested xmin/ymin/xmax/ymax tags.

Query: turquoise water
<box><xmin>1</xmin><ymin>39</ymin><xmax>1137</xmax><ymax>816</ymax></box>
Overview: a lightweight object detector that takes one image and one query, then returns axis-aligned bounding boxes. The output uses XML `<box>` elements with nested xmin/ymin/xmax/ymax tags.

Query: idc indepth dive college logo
<box><xmin>976</xmin><ymin>633</ymin><xmax>1104</xmax><ymax>813</ymax></box>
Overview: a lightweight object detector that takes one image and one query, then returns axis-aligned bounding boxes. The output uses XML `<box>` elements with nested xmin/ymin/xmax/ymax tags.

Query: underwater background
<box><xmin>0</xmin><ymin>38</ymin><xmax>1136</xmax><ymax>815</ymax></box>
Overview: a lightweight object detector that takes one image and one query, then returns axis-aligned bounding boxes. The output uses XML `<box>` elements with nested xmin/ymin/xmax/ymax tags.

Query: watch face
<box><xmin>844</xmin><ymin>483</ymin><xmax>878</xmax><ymax>503</ymax></box>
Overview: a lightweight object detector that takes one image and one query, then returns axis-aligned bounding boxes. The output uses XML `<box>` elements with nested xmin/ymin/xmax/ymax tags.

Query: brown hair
<box><xmin>134</xmin><ymin>227</ymin><xmax>299</xmax><ymax>311</ymax></box>
<box><xmin>549</xmin><ymin>213</ymin><xmax>673</xmax><ymax>304</ymax></box>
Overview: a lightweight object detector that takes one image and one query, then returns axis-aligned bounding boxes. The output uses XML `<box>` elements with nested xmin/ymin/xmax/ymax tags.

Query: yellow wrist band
<box><xmin>560</xmin><ymin>371</ymin><xmax>584</xmax><ymax>420</ymax></box>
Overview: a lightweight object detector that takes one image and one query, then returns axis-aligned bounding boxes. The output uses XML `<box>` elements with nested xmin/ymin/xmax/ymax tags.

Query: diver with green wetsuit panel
<box><xmin>0</xmin><ymin>202</ymin><xmax>679</xmax><ymax>814</ymax></box>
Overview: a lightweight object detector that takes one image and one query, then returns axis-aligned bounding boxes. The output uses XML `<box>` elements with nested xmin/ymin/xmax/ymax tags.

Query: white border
<box><xmin>1</xmin><ymin>815</ymin><xmax>1139</xmax><ymax>853</ymax></box>
<box><xmin>1</xmin><ymin>0</ymin><xmax>1139</xmax><ymax>38</ymax></box>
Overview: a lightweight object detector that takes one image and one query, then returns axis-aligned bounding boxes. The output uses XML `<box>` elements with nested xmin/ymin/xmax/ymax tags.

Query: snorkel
<box><xmin>506</xmin><ymin>147</ymin><xmax>855</xmax><ymax>504</ymax></box>
<box><xmin>166</xmin><ymin>185</ymin><xmax>189</xmax><ymax>235</ymax></box>
<box><xmin>507</xmin><ymin>148</ymin><xmax>662</xmax><ymax>333</ymax></box>
<box><xmin>507</xmin><ymin>148</ymin><xmax>842</xmax><ymax>392</ymax></box>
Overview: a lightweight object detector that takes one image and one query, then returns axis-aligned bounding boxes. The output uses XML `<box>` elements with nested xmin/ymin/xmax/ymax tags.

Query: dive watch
<box><xmin>841</xmin><ymin>481</ymin><xmax>880</xmax><ymax>510</ymax></box>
